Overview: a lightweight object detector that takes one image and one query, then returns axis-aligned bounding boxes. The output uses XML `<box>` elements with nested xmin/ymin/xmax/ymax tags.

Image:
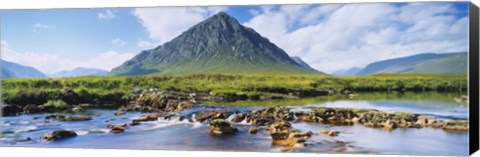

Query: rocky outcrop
<box><xmin>267</xmin><ymin>120</ymin><xmax>313</xmax><ymax>151</ymax></box>
<box><xmin>43</xmin><ymin>130</ymin><xmax>77</xmax><ymax>141</ymax></box>
<box><xmin>195</xmin><ymin>110</ymin><xmax>233</xmax><ymax>122</ymax></box>
<box><xmin>302</xmin><ymin>107</ymin><xmax>469</xmax><ymax>132</ymax></box>
<box><xmin>246</xmin><ymin>106</ymin><xmax>294</xmax><ymax>126</ymax></box>
<box><xmin>120</xmin><ymin>89</ymin><xmax>196</xmax><ymax>112</ymax></box>
<box><xmin>443</xmin><ymin>120</ymin><xmax>469</xmax><ymax>132</ymax></box>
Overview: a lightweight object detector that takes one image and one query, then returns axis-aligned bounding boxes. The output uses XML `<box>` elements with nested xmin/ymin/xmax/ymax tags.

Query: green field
<box><xmin>1</xmin><ymin>73</ymin><xmax>467</xmax><ymax>106</ymax></box>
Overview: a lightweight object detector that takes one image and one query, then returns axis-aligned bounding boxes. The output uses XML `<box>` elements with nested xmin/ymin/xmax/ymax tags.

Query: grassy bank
<box><xmin>1</xmin><ymin>73</ymin><xmax>467</xmax><ymax>106</ymax></box>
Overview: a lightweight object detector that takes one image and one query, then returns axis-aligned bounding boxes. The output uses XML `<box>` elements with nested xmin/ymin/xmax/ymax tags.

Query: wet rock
<box><xmin>165</xmin><ymin>100</ymin><xmax>193</xmax><ymax>112</ymax></box>
<box><xmin>23</xmin><ymin>105</ymin><xmax>41</xmax><ymax>114</ymax></box>
<box><xmin>246</xmin><ymin>106</ymin><xmax>295</xmax><ymax>127</ymax></box>
<box><xmin>443</xmin><ymin>120</ymin><xmax>469</xmax><ymax>132</ymax></box>
<box><xmin>231</xmin><ymin>113</ymin><xmax>247</xmax><ymax>123</ymax></box>
<box><xmin>267</xmin><ymin>120</ymin><xmax>292</xmax><ymax>134</ymax></box>
<box><xmin>319</xmin><ymin>130</ymin><xmax>339</xmax><ymax>137</ymax></box>
<box><xmin>248</xmin><ymin>127</ymin><xmax>257</xmax><ymax>134</ymax></box>
<box><xmin>107</xmin><ymin>123</ymin><xmax>128</xmax><ymax>133</ymax></box>
<box><xmin>132</xmin><ymin>113</ymin><xmax>161</xmax><ymax>123</ymax></box>
<box><xmin>123</xmin><ymin>89</ymin><xmax>195</xmax><ymax>112</ymax></box>
<box><xmin>209</xmin><ymin>119</ymin><xmax>237</xmax><ymax>134</ymax></box>
<box><xmin>43</xmin><ymin>130</ymin><xmax>77</xmax><ymax>141</ymax></box>
<box><xmin>268</xmin><ymin>121</ymin><xmax>312</xmax><ymax>151</ymax></box>
<box><xmin>382</xmin><ymin>120</ymin><xmax>397</xmax><ymax>130</ymax></box>
<box><xmin>1</xmin><ymin>105</ymin><xmax>22</xmax><ymax>116</ymax></box>
<box><xmin>114</xmin><ymin>111</ymin><xmax>126</xmax><ymax>116</ymax></box>
<box><xmin>303</xmin><ymin>107</ymin><xmax>357</xmax><ymax>125</ymax></box>
<box><xmin>195</xmin><ymin>110</ymin><xmax>233</xmax><ymax>122</ymax></box>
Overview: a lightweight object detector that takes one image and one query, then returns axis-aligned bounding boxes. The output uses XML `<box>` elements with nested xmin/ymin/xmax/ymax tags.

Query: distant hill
<box><xmin>49</xmin><ymin>67</ymin><xmax>108</xmax><ymax>78</ymax></box>
<box><xmin>110</xmin><ymin>12</ymin><xmax>322</xmax><ymax>76</ymax></box>
<box><xmin>291</xmin><ymin>56</ymin><xmax>315</xmax><ymax>70</ymax></box>
<box><xmin>1</xmin><ymin>59</ymin><xmax>46</xmax><ymax>79</ymax></box>
<box><xmin>332</xmin><ymin>67</ymin><xmax>362</xmax><ymax>76</ymax></box>
<box><xmin>356</xmin><ymin>52</ymin><xmax>467</xmax><ymax>75</ymax></box>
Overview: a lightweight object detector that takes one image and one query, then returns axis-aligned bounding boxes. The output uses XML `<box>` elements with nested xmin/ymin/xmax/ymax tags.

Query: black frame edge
<box><xmin>469</xmin><ymin>1</ymin><xmax>480</xmax><ymax>155</ymax></box>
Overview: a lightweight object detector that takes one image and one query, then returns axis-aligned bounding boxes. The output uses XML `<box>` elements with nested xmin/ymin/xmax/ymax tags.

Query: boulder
<box><xmin>209</xmin><ymin>119</ymin><xmax>237</xmax><ymax>134</ymax></box>
<box><xmin>107</xmin><ymin>123</ymin><xmax>128</xmax><ymax>133</ymax></box>
<box><xmin>43</xmin><ymin>130</ymin><xmax>77</xmax><ymax>141</ymax></box>
<box><xmin>319</xmin><ymin>130</ymin><xmax>339</xmax><ymax>137</ymax></box>
<box><xmin>248</xmin><ymin>127</ymin><xmax>257</xmax><ymax>134</ymax></box>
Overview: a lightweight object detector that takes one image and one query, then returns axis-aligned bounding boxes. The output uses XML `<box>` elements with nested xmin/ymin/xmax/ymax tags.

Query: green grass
<box><xmin>43</xmin><ymin>100</ymin><xmax>69</xmax><ymax>110</ymax></box>
<box><xmin>1</xmin><ymin>73</ymin><xmax>467</xmax><ymax>105</ymax></box>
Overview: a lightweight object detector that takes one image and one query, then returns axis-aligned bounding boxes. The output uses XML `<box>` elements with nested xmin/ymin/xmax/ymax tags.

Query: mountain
<box><xmin>49</xmin><ymin>67</ymin><xmax>108</xmax><ymax>78</ymax></box>
<box><xmin>110</xmin><ymin>12</ymin><xmax>322</xmax><ymax>76</ymax></box>
<box><xmin>332</xmin><ymin>67</ymin><xmax>362</xmax><ymax>76</ymax></box>
<box><xmin>1</xmin><ymin>59</ymin><xmax>46</xmax><ymax>79</ymax></box>
<box><xmin>356</xmin><ymin>52</ymin><xmax>467</xmax><ymax>75</ymax></box>
<box><xmin>291</xmin><ymin>56</ymin><xmax>315</xmax><ymax>70</ymax></box>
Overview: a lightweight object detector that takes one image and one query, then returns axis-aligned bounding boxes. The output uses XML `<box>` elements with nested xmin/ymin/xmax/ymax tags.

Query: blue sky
<box><xmin>0</xmin><ymin>2</ymin><xmax>470</xmax><ymax>74</ymax></box>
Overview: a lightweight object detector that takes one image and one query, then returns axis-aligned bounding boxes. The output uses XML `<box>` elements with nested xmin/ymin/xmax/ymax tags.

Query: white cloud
<box><xmin>98</xmin><ymin>10</ymin><xmax>116</xmax><ymax>20</ymax></box>
<box><xmin>1</xmin><ymin>42</ymin><xmax>134</xmax><ymax>74</ymax></box>
<box><xmin>111</xmin><ymin>38</ymin><xmax>127</xmax><ymax>46</ymax></box>
<box><xmin>133</xmin><ymin>6</ymin><xmax>227</xmax><ymax>45</ymax></box>
<box><xmin>33</xmin><ymin>23</ymin><xmax>54</xmax><ymax>29</ymax></box>
<box><xmin>243</xmin><ymin>3</ymin><xmax>468</xmax><ymax>73</ymax></box>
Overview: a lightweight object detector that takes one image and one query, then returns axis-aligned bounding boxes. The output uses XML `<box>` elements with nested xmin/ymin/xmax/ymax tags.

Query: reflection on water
<box><xmin>0</xmin><ymin>92</ymin><xmax>469</xmax><ymax>156</ymax></box>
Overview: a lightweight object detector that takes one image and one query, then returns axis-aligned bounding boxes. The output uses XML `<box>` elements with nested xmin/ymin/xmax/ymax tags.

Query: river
<box><xmin>0</xmin><ymin>92</ymin><xmax>469</xmax><ymax>156</ymax></box>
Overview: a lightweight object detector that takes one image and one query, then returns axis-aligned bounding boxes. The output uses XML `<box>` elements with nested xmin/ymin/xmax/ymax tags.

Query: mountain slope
<box><xmin>356</xmin><ymin>53</ymin><xmax>467</xmax><ymax>75</ymax></box>
<box><xmin>1</xmin><ymin>60</ymin><xmax>46</xmax><ymax>79</ymax></box>
<box><xmin>291</xmin><ymin>56</ymin><xmax>315</xmax><ymax>70</ymax></box>
<box><xmin>49</xmin><ymin>67</ymin><xmax>108</xmax><ymax>78</ymax></box>
<box><xmin>110</xmin><ymin>12</ymin><xmax>322</xmax><ymax>76</ymax></box>
<box><xmin>332</xmin><ymin>67</ymin><xmax>362</xmax><ymax>76</ymax></box>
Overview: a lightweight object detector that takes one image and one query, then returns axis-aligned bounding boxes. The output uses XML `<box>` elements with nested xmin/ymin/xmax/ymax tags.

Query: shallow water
<box><xmin>0</xmin><ymin>92</ymin><xmax>469</xmax><ymax>156</ymax></box>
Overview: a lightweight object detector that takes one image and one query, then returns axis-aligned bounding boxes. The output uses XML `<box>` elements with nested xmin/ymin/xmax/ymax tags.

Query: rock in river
<box><xmin>43</xmin><ymin>130</ymin><xmax>77</xmax><ymax>141</ymax></box>
<box><xmin>319</xmin><ymin>130</ymin><xmax>339</xmax><ymax>137</ymax></box>
<box><xmin>209</xmin><ymin>119</ymin><xmax>237</xmax><ymax>134</ymax></box>
<box><xmin>107</xmin><ymin>123</ymin><xmax>129</xmax><ymax>133</ymax></box>
<box><xmin>443</xmin><ymin>120</ymin><xmax>469</xmax><ymax>132</ymax></box>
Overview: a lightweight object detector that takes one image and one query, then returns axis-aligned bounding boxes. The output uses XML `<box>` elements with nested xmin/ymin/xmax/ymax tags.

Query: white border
<box><xmin>0</xmin><ymin>0</ymin><xmax>478</xmax><ymax>157</ymax></box>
